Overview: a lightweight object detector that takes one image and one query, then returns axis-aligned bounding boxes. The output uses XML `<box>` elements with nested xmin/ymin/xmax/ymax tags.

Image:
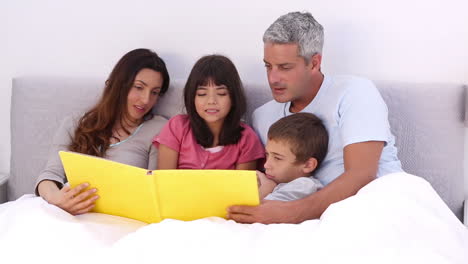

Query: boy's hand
<box><xmin>256</xmin><ymin>170</ymin><xmax>263</xmax><ymax>187</ymax></box>
<box><xmin>257</xmin><ymin>171</ymin><xmax>276</xmax><ymax>187</ymax></box>
<box><xmin>256</xmin><ymin>171</ymin><xmax>277</xmax><ymax>200</ymax></box>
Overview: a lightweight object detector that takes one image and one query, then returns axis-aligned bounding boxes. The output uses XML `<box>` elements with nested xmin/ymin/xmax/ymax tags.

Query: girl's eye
<box><xmin>274</xmin><ymin>157</ymin><xmax>281</xmax><ymax>161</ymax></box>
<box><xmin>217</xmin><ymin>93</ymin><xmax>228</xmax><ymax>96</ymax></box>
<box><xmin>152</xmin><ymin>90</ymin><xmax>160</xmax><ymax>95</ymax></box>
<box><xmin>196</xmin><ymin>93</ymin><xmax>206</xmax><ymax>97</ymax></box>
<box><xmin>135</xmin><ymin>86</ymin><xmax>143</xmax><ymax>90</ymax></box>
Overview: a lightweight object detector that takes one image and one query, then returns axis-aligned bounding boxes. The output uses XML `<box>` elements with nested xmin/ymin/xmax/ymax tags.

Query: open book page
<box><xmin>59</xmin><ymin>151</ymin><xmax>259</xmax><ymax>223</ymax></box>
<box><xmin>60</xmin><ymin>151</ymin><xmax>161</xmax><ymax>223</ymax></box>
<box><xmin>154</xmin><ymin>170</ymin><xmax>259</xmax><ymax>221</ymax></box>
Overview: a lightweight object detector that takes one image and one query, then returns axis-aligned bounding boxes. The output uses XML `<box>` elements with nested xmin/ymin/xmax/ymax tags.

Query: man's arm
<box><xmin>227</xmin><ymin>141</ymin><xmax>384</xmax><ymax>224</ymax></box>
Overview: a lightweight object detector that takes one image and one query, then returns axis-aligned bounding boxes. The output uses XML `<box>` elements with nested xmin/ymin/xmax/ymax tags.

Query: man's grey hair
<box><xmin>263</xmin><ymin>11</ymin><xmax>324</xmax><ymax>64</ymax></box>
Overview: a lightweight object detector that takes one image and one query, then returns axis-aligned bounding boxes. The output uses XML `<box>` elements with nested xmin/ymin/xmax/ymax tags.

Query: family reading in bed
<box><xmin>35</xmin><ymin>11</ymin><xmax>403</xmax><ymax>224</ymax></box>
<box><xmin>2</xmin><ymin>10</ymin><xmax>468</xmax><ymax>264</ymax></box>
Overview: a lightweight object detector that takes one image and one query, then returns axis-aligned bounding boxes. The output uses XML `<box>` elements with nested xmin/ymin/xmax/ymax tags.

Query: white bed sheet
<box><xmin>1</xmin><ymin>172</ymin><xmax>467</xmax><ymax>264</ymax></box>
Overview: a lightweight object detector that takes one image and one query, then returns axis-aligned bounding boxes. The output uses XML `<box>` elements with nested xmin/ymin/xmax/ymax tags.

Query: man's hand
<box><xmin>227</xmin><ymin>199</ymin><xmax>303</xmax><ymax>224</ymax></box>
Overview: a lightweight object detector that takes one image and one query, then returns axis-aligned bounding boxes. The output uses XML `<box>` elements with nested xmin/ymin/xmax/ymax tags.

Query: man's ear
<box><xmin>302</xmin><ymin>157</ymin><xmax>318</xmax><ymax>174</ymax></box>
<box><xmin>309</xmin><ymin>53</ymin><xmax>322</xmax><ymax>72</ymax></box>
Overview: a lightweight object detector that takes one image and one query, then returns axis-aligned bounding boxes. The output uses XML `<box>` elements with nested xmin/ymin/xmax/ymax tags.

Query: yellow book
<box><xmin>59</xmin><ymin>151</ymin><xmax>259</xmax><ymax>223</ymax></box>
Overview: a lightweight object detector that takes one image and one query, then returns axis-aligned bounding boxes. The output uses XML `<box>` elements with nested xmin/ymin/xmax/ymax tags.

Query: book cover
<box><xmin>59</xmin><ymin>151</ymin><xmax>259</xmax><ymax>223</ymax></box>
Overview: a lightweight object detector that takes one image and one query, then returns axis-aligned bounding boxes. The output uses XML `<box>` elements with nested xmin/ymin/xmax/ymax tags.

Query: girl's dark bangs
<box><xmin>196</xmin><ymin>61</ymin><xmax>226</xmax><ymax>87</ymax></box>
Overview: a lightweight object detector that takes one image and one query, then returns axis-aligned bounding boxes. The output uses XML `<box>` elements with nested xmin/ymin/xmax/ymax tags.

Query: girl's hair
<box><xmin>69</xmin><ymin>48</ymin><xmax>170</xmax><ymax>157</ymax></box>
<box><xmin>183</xmin><ymin>55</ymin><xmax>246</xmax><ymax>148</ymax></box>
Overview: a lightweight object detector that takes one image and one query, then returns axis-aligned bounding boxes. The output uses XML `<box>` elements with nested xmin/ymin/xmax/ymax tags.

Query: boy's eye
<box><xmin>274</xmin><ymin>157</ymin><xmax>282</xmax><ymax>161</ymax></box>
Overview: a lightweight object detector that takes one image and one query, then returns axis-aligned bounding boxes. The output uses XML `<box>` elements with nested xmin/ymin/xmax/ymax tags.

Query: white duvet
<box><xmin>1</xmin><ymin>172</ymin><xmax>467</xmax><ymax>264</ymax></box>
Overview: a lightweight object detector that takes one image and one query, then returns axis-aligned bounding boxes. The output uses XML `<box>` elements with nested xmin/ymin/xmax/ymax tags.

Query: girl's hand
<box><xmin>39</xmin><ymin>181</ymin><xmax>99</xmax><ymax>215</ymax></box>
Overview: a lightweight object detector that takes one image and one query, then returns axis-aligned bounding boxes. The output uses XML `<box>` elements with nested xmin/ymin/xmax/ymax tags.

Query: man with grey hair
<box><xmin>228</xmin><ymin>11</ymin><xmax>402</xmax><ymax>224</ymax></box>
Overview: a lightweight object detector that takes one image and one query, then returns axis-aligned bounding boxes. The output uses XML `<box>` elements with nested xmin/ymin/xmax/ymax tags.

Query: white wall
<box><xmin>2</xmin><ymin>0</ymin><xmax>468</xmax><ymax>195</ymax></box>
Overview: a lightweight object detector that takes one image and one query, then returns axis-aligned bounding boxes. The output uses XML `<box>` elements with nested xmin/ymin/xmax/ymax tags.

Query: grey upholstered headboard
<box><xmin>6</xmin><ymin>77</ymin><xmax>467</xmax><ymax>221</ymax></box>
<box><xmin>376</xmin><ymin>81</ymin><xmax>466</xmax><ymax>220</ymax></box>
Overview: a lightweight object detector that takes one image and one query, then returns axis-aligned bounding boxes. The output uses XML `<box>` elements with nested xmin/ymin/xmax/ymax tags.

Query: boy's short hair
<box><xmin>267</xmin><ymin>113</ymin><xmax>328</xmax><ymax>167</ymax></box>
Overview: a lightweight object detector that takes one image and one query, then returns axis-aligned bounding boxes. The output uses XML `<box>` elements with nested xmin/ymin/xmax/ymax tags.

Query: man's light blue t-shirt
<box><xmin>252</xmin><ymin>75</ymin><xmax>403</xmax><ymax>186</ymax></box>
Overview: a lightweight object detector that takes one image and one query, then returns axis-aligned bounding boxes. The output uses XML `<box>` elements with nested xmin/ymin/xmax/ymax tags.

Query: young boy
<box><xmin>258</xmin><ymin>112</ymin><xmax>329</xmax><ymax>201</ymax></box>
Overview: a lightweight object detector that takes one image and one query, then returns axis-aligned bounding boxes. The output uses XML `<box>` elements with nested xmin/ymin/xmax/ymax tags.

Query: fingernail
<box><xmin>92</xmin><ymin>188</ymin><xmax>97</xmax><ymax>192</ymax></box>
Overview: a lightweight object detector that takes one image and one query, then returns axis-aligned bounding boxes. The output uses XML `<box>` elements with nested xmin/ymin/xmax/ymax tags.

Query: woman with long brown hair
<box><xmin>35</xmin><ymin>48</ymin><xmax>170</xmax><ymax>215</ymax></box>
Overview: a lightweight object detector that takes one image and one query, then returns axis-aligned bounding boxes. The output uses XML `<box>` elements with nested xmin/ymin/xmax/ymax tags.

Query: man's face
<box><xmin>263</xmin><ymin>43</ymin><xmax>313</xmax><ymax>104</ymax></box>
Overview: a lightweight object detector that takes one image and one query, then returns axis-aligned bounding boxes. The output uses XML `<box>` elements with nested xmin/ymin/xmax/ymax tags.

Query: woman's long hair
<box><xmin>69</xmin><ymin>48</ymin><xmax>170</xmax><ymax>157</ymax></box>
<box><xmin>184</xmin><ymin>55</ymin><xmax>246</xmax><ymax>148</ymax></box>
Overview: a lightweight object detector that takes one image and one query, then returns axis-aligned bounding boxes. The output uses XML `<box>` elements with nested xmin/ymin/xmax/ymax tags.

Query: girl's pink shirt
<box><xmin>153</xmin><ymin>114</ymin><xmax>265</xmax><ymax>169</ymax></box>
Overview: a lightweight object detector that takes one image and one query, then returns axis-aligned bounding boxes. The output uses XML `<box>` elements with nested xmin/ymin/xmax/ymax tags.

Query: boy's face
<box><xmin>264</xmin><ymin>139</ymin><xmax>315</xmax><ymax>184</ymax></box>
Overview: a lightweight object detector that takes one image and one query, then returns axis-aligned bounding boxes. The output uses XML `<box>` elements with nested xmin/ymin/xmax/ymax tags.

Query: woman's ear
<box><xmin>302</xmin><ymin>157</ymin><xmax>318</xmax><ymax>174</ymax></box>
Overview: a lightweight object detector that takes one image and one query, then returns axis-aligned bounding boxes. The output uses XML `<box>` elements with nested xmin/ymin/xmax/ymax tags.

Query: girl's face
<box><xmin>195</xmin><ymin>80</ymin><xmax>232</xmax><ymax>127</ymax></box>
<box><xmin>126</xmin><ymin>68</ymin><xmax>163</xmax><ymax>124</ymax></box>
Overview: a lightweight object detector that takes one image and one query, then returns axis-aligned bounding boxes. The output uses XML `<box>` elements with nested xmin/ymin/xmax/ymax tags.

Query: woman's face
<box><xmin>126</xmin><ymin>68</ymin><xmax>164</xmax><ymax>124</ymax></box>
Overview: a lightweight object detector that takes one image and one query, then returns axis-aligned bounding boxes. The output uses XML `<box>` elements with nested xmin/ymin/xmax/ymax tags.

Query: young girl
<box><xmin>153</xmin><ymin>55</ymin><xmax>264</xmax><ymax>170</ymax></box>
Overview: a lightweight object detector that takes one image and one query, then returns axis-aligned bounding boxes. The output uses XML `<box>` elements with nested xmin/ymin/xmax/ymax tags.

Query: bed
<box><xmin>1</xmin><ymin>77</ymin><xmax>467</xmax><ymax>263</ymax></box>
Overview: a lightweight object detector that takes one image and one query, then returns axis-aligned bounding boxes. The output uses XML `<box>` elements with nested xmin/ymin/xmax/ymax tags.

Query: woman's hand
<box><xmin>38</xmin><ymin>180</ymin><xmax>99</xmax><ymax>215</ymax></box>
